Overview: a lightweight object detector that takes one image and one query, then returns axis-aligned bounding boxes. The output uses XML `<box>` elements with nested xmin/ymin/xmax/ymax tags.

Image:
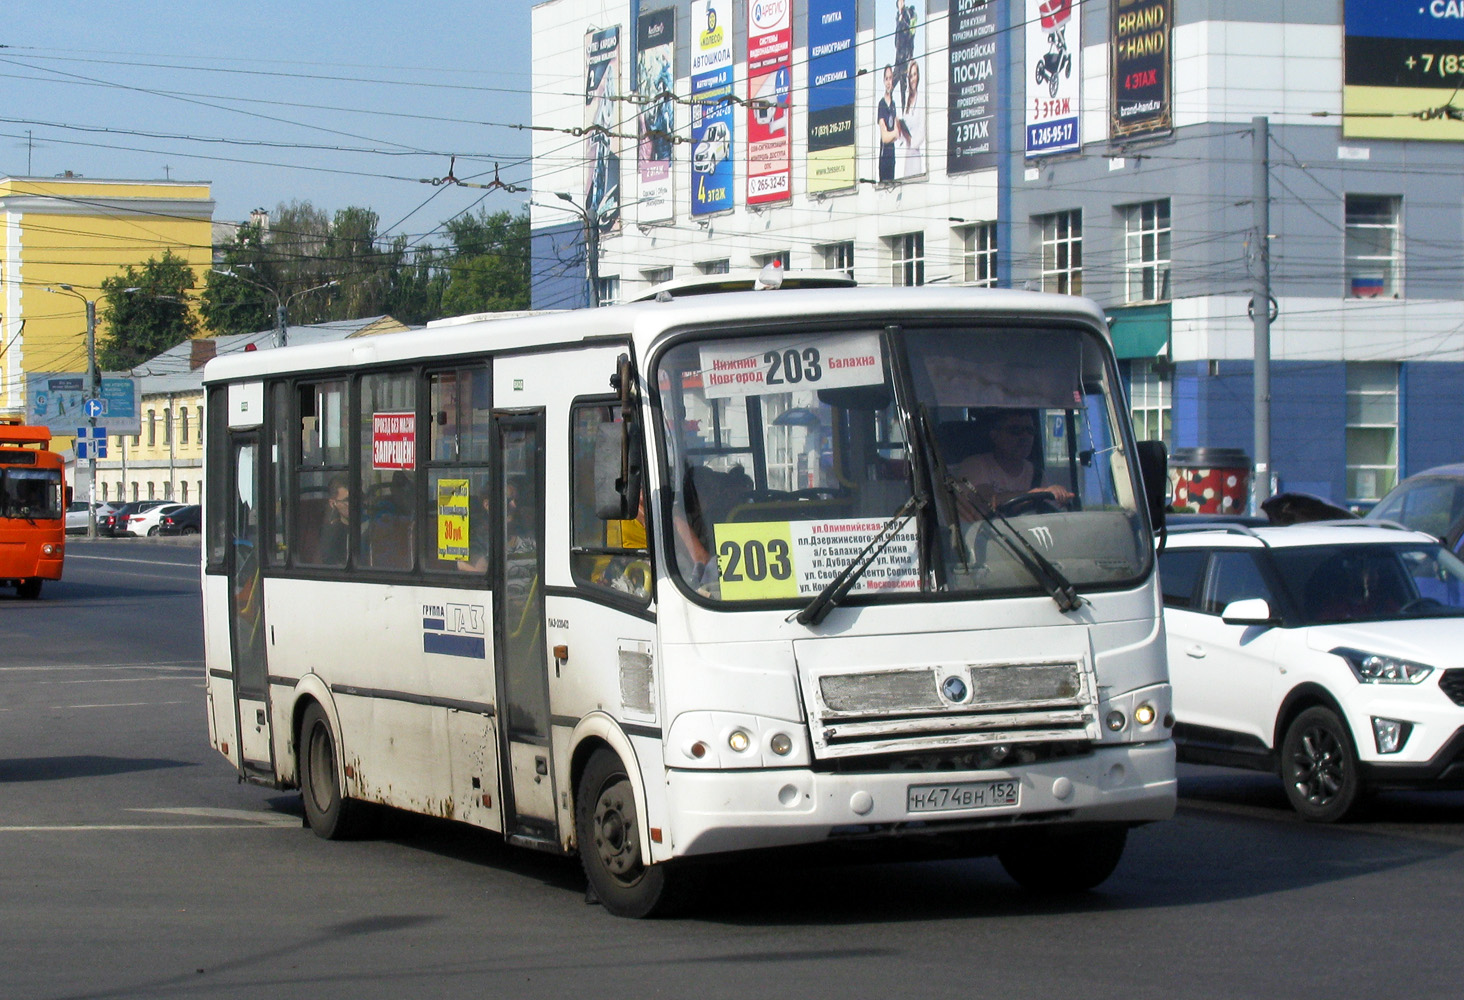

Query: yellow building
<box><xmin>0</xmin><ymin>174</ymin><xmax>215</xmax><ymax>422</ymax></box>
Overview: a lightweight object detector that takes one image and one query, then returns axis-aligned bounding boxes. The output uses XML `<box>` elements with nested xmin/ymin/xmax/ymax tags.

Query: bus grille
<box><xmin>804</xmin><ymin>659</ymin><xmax>1098</xmax><ymax>759</ymax></box>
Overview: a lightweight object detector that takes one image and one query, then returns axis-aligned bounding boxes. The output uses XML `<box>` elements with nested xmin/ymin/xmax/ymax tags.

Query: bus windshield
<box><xmin>0</xmin><ymin>467</ymin><xmax>64</xmax><ymax>520</ymax></box>
<box><xmin>656</xmin><ymin>322</ymin><xmax>1147</xmax><ymax>604</ymax></box>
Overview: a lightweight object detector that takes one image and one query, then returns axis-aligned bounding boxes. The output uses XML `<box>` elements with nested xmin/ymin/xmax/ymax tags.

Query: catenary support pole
<box><xmin>1251</xmin><ymin>116</ymin><xmax>1272</xmax><ymax>515</ymax></box>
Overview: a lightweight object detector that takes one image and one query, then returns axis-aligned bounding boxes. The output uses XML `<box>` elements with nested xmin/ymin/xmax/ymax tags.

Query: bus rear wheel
<box><xmin>16</xmin><ymin>579</ymin><xmax>42</xmax><ymax>600</ymax></box>
<box><xmin>298</xmin><ymin>703</ymin><xmax>366</xmax><ymax>840</ymax></box>
<box><xmin>998</xmin><ymin>824</ymin><xmax>1128</xmax><ymax>893</ymax></box>
<box><xmin>576</xmin><ymin>748</ymin><xmax>679</xmax><ymax>918</ymax></box>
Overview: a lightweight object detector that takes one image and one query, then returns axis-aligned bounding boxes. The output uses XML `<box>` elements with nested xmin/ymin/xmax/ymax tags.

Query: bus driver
<box><xmin>953</xmin><ymin>411</ymin><xmax>1073</xmax><ymax>517</ymax></box>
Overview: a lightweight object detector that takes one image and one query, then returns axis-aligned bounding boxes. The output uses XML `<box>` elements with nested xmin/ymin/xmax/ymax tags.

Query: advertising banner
<box><xmin>1025</xmin><ymin>0</ymin><xmax>1081</xmax><ymax>157</ymax></box>
<box><xmin>584</xmin><ymin>27</ymin><xmax>622</xmax><ymax>235</ymax></box>
<box><xmin>947</xmin><ymin>0</ymin><xmax>999</xmax><ymax>174</ymax></box>
<box><xmin>25</xmin><ymin>374</ymin><xmax>141</xmax><ymax>436</ymax></box>
<box><xmin>746</xmin><ymin>0</ymin><xmax>794</xmax><ymax>205</ymax></box>
<box><xmin>436</xmin><ymin>478</ymin><xmax>470</xmax><ymax>562</ymax></box>
<box><xmin>1344</xmin><ymin>0</ymin><xmax>1464</xmax><ymax>141</ymax></box>
<box><xmin>873</xmin><ymin>0</ymin><xmax>927</xmax><ymax>182</ymax></box>
<box><xmin>807</xmin><ymin>0</ymin><xmax>857</xmax><ymax>193</ymax></box>
<box><xmin>1110</xmin><ymin>0</ymin><xmax>1171</xmax><ymax>141</ymax></box>
<box><xmin>636</xmin><ymin>8</ymin><xmax>676</xmax><ymax>225</ymax></box>
<box><xmin>691</xmin><ymin>0</ymin><xmax>735</xmax><ymax>216</ymax></box>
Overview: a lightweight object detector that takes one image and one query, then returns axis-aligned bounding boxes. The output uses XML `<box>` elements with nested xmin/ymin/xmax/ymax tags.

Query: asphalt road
<box><xmin>3</xmin><ymin>541</ymin><xmax>1463</xmax><ymax>999</ymax></box>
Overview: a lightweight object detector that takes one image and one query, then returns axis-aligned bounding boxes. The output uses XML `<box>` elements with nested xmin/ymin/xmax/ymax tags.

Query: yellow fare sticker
<box><xmin>712</xmin><ymin>521</ymin><xmax>799</xmax><ymax>600</ymax></box>
<box><xmin>436</xmin><ymin>478</ymin><xmax>470</xmax><ymax>561</ymax></box>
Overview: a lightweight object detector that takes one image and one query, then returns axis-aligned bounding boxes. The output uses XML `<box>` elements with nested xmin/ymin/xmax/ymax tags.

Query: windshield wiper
<box><xmin>792</xmin><ymin>494</ymin><xmax>922</xmax><ymax>626</ymax></box>
<box><xmin>948</xmin><ymin>477</ymin><xmax>1084</xmax><ymax>613</ymax></box>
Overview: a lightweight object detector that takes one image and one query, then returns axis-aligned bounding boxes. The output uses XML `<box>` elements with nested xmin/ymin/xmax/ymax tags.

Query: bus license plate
<box><xmin>907</xmin><ymin>780</ymin><xmax>1020</xmax><ymax>813</ymax></box>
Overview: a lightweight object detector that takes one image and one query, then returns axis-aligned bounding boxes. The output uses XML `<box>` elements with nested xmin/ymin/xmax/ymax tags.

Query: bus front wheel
<box><xmin>298</xmin><ymin>703</ymin><xmax>366</xmax><ymax>840</ymax></box>
<box><xmin>998</xmin><ymin>824</ymin><xmax>1128</xmax><ymax>893</ymax></box>
<box><xmin>16</xmin><ymin>579</ymin><xmax>42</xmax><ymax>600</ymax></box>
<box><xmin>575</xmin><ymin>748</ymin><xmax>679</xmax><ymax>918</ymax></box>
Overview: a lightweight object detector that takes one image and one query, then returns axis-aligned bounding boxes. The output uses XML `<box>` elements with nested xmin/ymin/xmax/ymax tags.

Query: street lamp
<box><xmin>534</xmin><ymin>193</ymin><xmax>611</xmax><ymax>308</ymax></box>
<box><xmin>212</xmin><ymin>268</ymin><xmax>338</xmax><ymax>347</ymax></box>
<box><xmin>44</xmin><ymin>284</ymin><xmax>98</xmax><ymax>538</ymax></box>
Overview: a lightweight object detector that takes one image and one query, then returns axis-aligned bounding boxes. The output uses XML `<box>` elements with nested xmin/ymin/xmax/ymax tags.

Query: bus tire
<box><xmin>998</xmin><ymin>824</ymin><xmax>1127</xmax><ymax>893</ymax></box>
<box><xmin>298</xmin><ymin>702</ymin><xmax>366</xmax><ymax>840</ymax></box>
<box><xmin>16</xmin><ymin>579</ymin><xmax>42</xmax><ymax>600</ymax></box>
<box><xmin>576</xmin><ymin>748</ymin><xmax>678</xmax><ymax>918</ymax></box>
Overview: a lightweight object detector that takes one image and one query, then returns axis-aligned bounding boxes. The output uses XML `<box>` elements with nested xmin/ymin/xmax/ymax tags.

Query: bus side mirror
<box><xmin>596</xmin><ymin>354</ymin><xmax>642</xmax><ymax>521</ymax></box>
<box><xmin>1136</xmin><ymin>440</ymin><xmax>1167</xmax><ymax>532</ymax></box>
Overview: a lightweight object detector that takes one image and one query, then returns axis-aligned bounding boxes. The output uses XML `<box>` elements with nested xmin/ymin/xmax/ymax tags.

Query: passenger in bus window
<box><xmin>951</xmin><ymin>411</ymin><xmax>1072</xmax><ymax>516</ymax></box>
<box><xmin>320</xmin><ymin>476</ymin><xmax>351</xmax><ymax>565</ymax></box>
<box><xmin>457</xmin><ymin>487</ymin><xmax>494</xmax><ymax>574</ymax></box>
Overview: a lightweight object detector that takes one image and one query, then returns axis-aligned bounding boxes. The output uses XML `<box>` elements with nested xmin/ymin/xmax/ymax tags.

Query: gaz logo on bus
<box><xmin>422</xmin><ymin>603</ymin><xmax>486</xmax><ymax>659</ymax></box>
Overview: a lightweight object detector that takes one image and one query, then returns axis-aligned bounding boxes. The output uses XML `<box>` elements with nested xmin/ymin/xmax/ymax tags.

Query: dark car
<box><xmin>157</xmin><ymin>505</ymin><xmax>201</xmax><ymax>536</ymax></box>
<box><xmin>99</xmin><ymin>499</ymin><xmax>170</xmax><ymax>537</ymax></box>
<box><xmin>1365</xmin><ymin>464</ymin><xmax>1464</xmax><ymax>552</ymax></box>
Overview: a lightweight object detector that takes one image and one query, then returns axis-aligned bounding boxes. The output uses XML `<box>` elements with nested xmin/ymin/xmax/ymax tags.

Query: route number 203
<box><xmin>711</xmin><ymin>522</ymin><xmax>801</xmax><ymax>600</ymax></box>
<box><xmin>763</xmin><ymin>347</ymin><xmax>822</xmax><ymax>385</ymax></box>
<box><xmin>718</xmin><ymin>537</ymin><xmax>792</xmax><ymax>583</ymax></box>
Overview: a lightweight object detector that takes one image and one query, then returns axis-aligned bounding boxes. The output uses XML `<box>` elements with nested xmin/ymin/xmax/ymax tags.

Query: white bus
<box><xmin>201</xmin><ymin>285</ymin><xmax>1175</xmax><ymax>917</ymax></box>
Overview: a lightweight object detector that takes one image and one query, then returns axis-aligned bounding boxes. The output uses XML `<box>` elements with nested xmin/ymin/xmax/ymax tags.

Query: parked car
<box><xmin>99</xmin><ymin>500</ymin><xmax>170</xmax><ymax>537</ymax></box>
<box><xmin>65</xmin><ymin>501</ymin><xmax>119</xmax><ymax>534</ymax></box>
<box><xmin>156</xmin><ymin>505</ymin><xmax>201</xmax><ymax>536</ymax></box>
<box><xmin>125</xmin><ymin>503</ymin><xmax>189</xmax><ymax>537</ymax></box>
<box><xmin>1365</xmin><ymin>463</ymin><xmax>1464</xmax><ymax>552</ymax></box>
<box><xmin>1159</xmin><ymin>520</ymin><xmax>1464</xmax><ymax>822</ymax></box>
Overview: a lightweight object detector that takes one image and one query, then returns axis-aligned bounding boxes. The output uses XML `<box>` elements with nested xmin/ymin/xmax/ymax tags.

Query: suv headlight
<box><xmin>1332</xmin><ymin>647</ymin><xmax>1434</xmax><ymax>685</ymax></box>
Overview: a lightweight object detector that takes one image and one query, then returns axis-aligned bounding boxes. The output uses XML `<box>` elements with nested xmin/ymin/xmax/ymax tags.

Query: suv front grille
<box><xmin>1440</xmin><ymin>669</ymin><xmax>1464</xmax><ymax>707</ymax></box>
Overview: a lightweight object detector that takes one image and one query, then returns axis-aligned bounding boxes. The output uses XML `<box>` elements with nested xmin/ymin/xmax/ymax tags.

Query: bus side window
<box><xmin>294</xmin><ymin>380</ymin><xmax>349</xmax><ymax>568</ymax></box>
<box><xmin>425</xmin><ymin>365</ymin><xmax>492</xmax><ymax>576</ymax></box>
<box><xmin>570</xmin><ymin>402</ymin><xmax>650</xmax><ymax>601</ymax></box>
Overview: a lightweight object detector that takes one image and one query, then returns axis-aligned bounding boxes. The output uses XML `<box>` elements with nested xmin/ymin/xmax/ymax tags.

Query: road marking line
<box><xmin>67</xmin><ymin>554</ymin><xmax>199</xmax><ymax>567</ymax></box>
<box><xmin>61</xmin><ymin>700</ymin><xmax>190</xmax><ymax>709</ymax></box>
<box><xmin>0</xmin><ymin>824</ymin><xmax>291</xmax><ymax>832</ymax></box>
<box><xmin>0</xmin><ymin>662</ymin><xmax>202</xmax><ymax>672</ymax></box>
<box><xmin>131</xmin><ymin>807</ymin><xmax>299</xmax><ymax>826</ymax></box>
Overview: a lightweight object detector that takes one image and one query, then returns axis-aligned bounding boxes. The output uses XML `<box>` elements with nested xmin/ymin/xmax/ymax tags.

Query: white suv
<box><xmin>1159</xmin><ymin>521</ymin><xmax>1464</xmax><ymax>821</ymax></box>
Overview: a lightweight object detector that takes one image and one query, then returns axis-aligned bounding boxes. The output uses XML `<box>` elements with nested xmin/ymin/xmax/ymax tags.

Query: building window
<box><xmin>697</xmin><ymin>259</ymin><xmax>730</xmax><ymax>275</ymax></box>
<box><xmin>1345</xmin><ymin>195</ymin><xmax>1401</xmax><ymax>298</ymax></box>
<box><xmin>1037</xmin><ymin>210</ymin><xmax>1082</xmax><ymax>294</ymax></box>
<box><xmin>147</xmin><ymin>481</ymin><xmax>156</xmax><ymax>500</ymax></box>
<box><xmin>754</xmin><ymin>250</ymin><xmax>790</xmax><ymax>271</ymax></box>
<box><xmin>181</xmin><ymin>481</ymin><xmax>189</xmax><ymax>503</ymax></box>
<box><xmin>1121</xmin><ymin>200</ymin><xmax>1171</xmax><ymax>302</ymax></box>
<box><xmin>818</xmin><ymin>241</ymin><xmax>855</xmax><ymax>278</ymax></box>
<box><xmin>164</xmin><ymin>481</ymin><xmax>173</xmax><ymax>499</ymax></box>
<box><xmin>147</xmin><ymin>410</ymin><xmax>156</xmax><ymax>447</ymax></box>
<box><xmin>594</xmin><ymin>275</ymin><xmax>621</xmax><ymax>306</ymax></box>
<box><xmin>641</xmin><ymin>266</ymin><xmax>673</xmax><ymax>287</ymax></box>
<box><xmin>164</xmin><ymin>408</ymin><xmax>172</xmax><ymax>446</ymax></box>
<box><xmin>1128</xmin><ymin>359</ymin><xmax>1172</xmax><ymax>444</ymax></box>
<box><xmin>1346</xmin><ymin>362</ymin><xmax>1399</xmax><ymax>503</ymax></box>
<box><xmin>101</xmin><ymin>482</ymin><xmax>109</xmax><ymax>501</ymax></box>
<box><xmin>959</xmin><ymin>224</ymin><xmax>998</xmax><ymax>287</ymax></box>
<box><xmin>131</xmin><ymin>482</ymin><xmax>139</xmax><ymax>501</ymax></box>
<box><xmin>180</xmin><ymin>408</ymin><xmax>189</xmax><ymax>445</ymax></box>
<box><xmin>888</xmin><ymin>232</ymin><xmax>925</xmax><ymax>287</ymax></box>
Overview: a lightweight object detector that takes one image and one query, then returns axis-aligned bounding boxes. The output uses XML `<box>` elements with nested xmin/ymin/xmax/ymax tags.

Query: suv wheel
<box><xmin>1281</xmin><ymin>706</ymin><xmax>1361</xmax><ymax>822</ymax></box>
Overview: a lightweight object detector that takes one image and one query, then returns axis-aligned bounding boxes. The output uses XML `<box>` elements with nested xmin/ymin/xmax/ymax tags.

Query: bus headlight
<box><xmin>728</xmin><ymin>729</ymin><xmax>751</xmax><ymax>753</ymax></box>
<box><xmin>1105</xmin><ymin>710</ymin><xmax>1127</xmax><ymax>732</ymax></box>
<box><xmin>1134</xmin><ymin>702</ymin><xmax>1156</xmax><ymax>726</ymax></box>
<box><xmin>42</xmin><ymin>543</ymin><xmax>59</xmax><ymax>556</ymax></box>
<box><xmin>770</xmin><ymin>733</ymin><xmax>793</xmax><ymax>756</ymax></box>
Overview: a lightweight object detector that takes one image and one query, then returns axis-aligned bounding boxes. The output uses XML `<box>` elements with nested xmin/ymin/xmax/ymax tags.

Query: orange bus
<box><xmin>0</xmin><ymin>422</ymin><xmax>66</xmax><ymax>599</ymax></box>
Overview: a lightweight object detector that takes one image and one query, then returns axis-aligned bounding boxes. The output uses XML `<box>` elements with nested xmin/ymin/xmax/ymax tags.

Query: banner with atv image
<box><xmin>1024</xmin><ymin>0</ymin><xmax>1081</xmax><ymax>157</ymax></box>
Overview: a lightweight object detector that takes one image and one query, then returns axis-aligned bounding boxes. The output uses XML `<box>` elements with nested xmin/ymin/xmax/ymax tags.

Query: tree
<box><xmin>438</xmin><ymin>208</ymin><xmax>531</xmax><ymax>317</ymax></box>
<box><xmin>98</xmin><ymin>251</ymin><xmax>199</xmax><ymax>370</ymax></box>
<box><xmin>200</xmin><ymin>220</ymin><xmax>277</xmax><ymax>336</ymax></box>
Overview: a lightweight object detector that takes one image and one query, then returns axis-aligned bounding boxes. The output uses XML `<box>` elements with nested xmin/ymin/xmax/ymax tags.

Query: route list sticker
<box><xmin>699</xmin><ymin>331</ymin><xmax>884</xmax><ymax>399</ymax></box>
<box><xmin>714</xmin><ymin>516</ymin><xmax>920</xmax><ymax>601</ymax></box>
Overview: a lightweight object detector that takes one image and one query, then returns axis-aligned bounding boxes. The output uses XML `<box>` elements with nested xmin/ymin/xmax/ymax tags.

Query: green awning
<box><xmin>1107</xmin><ymin>303</ymin><xmax>1171</xmax><ymax>359</ymax></box>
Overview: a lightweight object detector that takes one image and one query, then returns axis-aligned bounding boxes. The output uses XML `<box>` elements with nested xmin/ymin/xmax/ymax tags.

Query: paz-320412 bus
<box><xmin>201</xmin><ymin>285</ymin><xmax>1175</xmax><ymax>916</ymax></box>
<box><xmin>1</xmin><ymin>421</ymin><xmax>66</xmax><ymax>599</ymax></box>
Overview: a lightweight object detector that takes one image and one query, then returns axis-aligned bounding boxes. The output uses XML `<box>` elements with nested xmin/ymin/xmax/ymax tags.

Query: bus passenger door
<box><xmin>493</xmin><ymin>411</ymin><xmax>557</xmax><ymax>844</ymax></box>
<box><xmin>228</xmin><ymin>433</ymin><xmax>273</xmax><ymax>777</ymax></box>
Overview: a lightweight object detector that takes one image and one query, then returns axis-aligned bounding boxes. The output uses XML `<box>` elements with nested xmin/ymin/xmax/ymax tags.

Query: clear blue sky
<box><xmin>2</xmin><ymin>1</ymin><xmax>535</xmax><ymax>241</ymax></box>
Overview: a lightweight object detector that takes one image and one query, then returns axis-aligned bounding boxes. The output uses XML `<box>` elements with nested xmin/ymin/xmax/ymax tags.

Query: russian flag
<box><xmin>1351</xmin><ymin>275</ymin><xmax>1386</xmax><ymax>298</ymax></box>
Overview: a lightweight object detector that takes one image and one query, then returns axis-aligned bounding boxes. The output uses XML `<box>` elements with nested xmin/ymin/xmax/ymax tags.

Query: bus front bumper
<box><xmin>660</xmin><ymin>741</ymin><xmax>1176</xmax><ymax>858</ymax></box>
